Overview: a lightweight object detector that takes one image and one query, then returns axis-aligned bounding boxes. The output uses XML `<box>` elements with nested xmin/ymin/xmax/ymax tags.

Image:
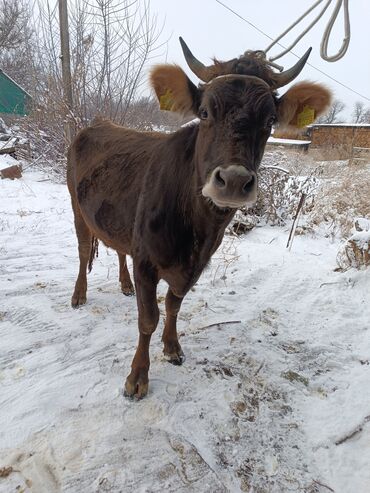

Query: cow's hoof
<box><xmin>163</xmin><ymin>343</ymin><xmax>186</xmax><ymax>366</ymax></box>
<box><xmin>71</xmin><ymin>294</ymin><xmax>86</xmax><ymax>308</ymax></box>
<box><xmin>166</xmin><ymin>353</ymin><xmax>186</xmax><ymax>366</ymax></box>
<box><xmin>121</xmin><ymin>284</ymin><xmax>135</xmax><ymax>296</ymax></box>
<box><xmin>124</xmin><ymin>375</ymin><xmax>148</xmax><ymax>400</ymax></box>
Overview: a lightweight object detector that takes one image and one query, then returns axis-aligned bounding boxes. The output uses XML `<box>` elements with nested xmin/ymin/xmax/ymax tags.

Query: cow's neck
<box><xmin>168</xmin><ymin>126</ymin><xmax>234</xmax><ymax>223</ymax></box>
<box><xmin>135</xmin><ymin>127</ymin><xmax>237</xmax><ymax>295</ymax></box>
<box><xmin>166</xmin><ymin>126</ymin><xmax>235</xmax><ymax>257</ymax></box>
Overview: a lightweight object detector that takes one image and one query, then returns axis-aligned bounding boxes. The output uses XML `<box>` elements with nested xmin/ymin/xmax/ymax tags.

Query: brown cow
<box><xmin>67</xmin><ymin>39</ymin><xmax>331</xmax><ymax>399</ymax></box>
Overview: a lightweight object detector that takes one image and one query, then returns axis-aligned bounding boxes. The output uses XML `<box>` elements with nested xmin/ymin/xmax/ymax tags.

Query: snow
<box><xmin>355</xmin><ymin>217</ymin><xmax>370</xmax><ymax>233</ymax></box>
<box><xmin>268</xmin><ymin>136</ymin><xmax>310</xmax><ymax>146</ymax></box>
<box><xmin>310</xmin><ymin>123</ymin><xmax>370</xmax><ymax>128</ymax></box>
<box><xmin>181</xmin><ymin>117</ymin><xmax>199</xmax><ymax>127</ymax></box>
<box><xmin>1</xmin><ymin>169</ymin><xmax>370</xmax><ymax>492</ymax></box>
<box><xmin>0</xmin><ymin>153</ymin><xmax>18</xmax><ymax>171</ymax></box>
<box><xmin>350</xmin><ymin>230</ymin><xmax>370</xmax><ymax>250</ymax></box>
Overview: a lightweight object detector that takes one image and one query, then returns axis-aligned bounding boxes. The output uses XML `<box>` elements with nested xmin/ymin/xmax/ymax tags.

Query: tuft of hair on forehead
<box><xmin>150</xmin><ymin>64</ymin><xmax>198</xmax><ymax>115</ymax></box>
<box><xmin>211</xmin><ymin>51</ymin><xmax>276</xmax><ymax>86</ymax></box>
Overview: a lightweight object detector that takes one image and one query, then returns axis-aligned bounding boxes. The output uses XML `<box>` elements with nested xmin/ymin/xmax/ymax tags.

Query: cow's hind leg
<box><xmin>162</xmin><ymin>288</ymin><xmax>185</xmax><ymax>365</ymax></box>
<box><xmin>124</xmin><ymin>260</ymin><xmax>159</xmax><ymax>399</ymax></box>
<box><xmin>71</xmin><ymin>200</ymin><xmax>92</xmax><ymax>308</ymax></box>
<box><xmin>117</xmin><ymin>252</ymin><xmax>135</xmax><ymax>296</ymax></box>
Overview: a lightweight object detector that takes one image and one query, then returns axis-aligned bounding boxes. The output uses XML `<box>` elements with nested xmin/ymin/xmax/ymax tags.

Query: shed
<box><xmin>0</xmin><ymin>69</ymin><xmax>32</xmax><ymax>115</ymax></box>
<box><xmin>267</xmin><ymin>136</ymin><xmax>310</xmax><ymax>152</ymax></box>
<box><xmin>307</xmin><ymin>123</ymin><xmax>370</xmax><ymax>161</ymax></box>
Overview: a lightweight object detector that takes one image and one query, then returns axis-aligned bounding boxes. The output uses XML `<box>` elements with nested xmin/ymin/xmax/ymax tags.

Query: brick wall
<box><xmin>308</xmin><ymin>125</ymin><xmax>370</xmax><ymax>159</ymax></box>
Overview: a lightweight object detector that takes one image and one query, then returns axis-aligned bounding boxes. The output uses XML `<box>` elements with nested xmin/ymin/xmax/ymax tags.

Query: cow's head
<box><xmin>150</xmin><ymin>40</ymin><xmax>331</xmax><ymax>210</ymax></box>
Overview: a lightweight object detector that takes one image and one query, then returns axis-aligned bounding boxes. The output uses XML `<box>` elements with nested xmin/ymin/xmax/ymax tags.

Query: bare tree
<box><xmin>0</xmin><ymin>0</ymin><xmax>32</xmax><ymax>50</ymax></box>
<box><xmin>125</xmin><ymin>96</ymin><xmax>187</xmax><ymax>131</ymax></box>
<box><xmin>362</xmin><ymin>109</ymin><xmax>370</xmax><ymax>124</ymax></box>
<box><xmin>32</xmin><ymin>0</ymin><xmax>164</xmax><ymax>127</ymax></box>
<box><xmin>4</xmin><ymin>0</ymin><xmax>166</xmax><ymax>175</ymax></box>
<box><xmin>352</xmin><ymin>101</ymin><xmax>370</xmax><ymax>124</ymax></box>
<box><xmin>316</xmin><ymin>99</ymin><xmax>345</xmax><ymax>124</ymax></box>
<box><xmin>352</xmin><ymin>101</ymin><xmax>365</xmax><ymax>123</ymax></box>
<box><xmin>0</xmin><ymin>0</ymin><xmax>36</xmax><ymax>92</ymax></box>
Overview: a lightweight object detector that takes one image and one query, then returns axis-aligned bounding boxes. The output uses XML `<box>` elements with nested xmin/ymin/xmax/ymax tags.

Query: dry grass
<box><xmin>306</xmin><ymin>160</ymin><xmax>370</xmax><ymax>237</ymax></box>
<box><xmin>210</xmin><ymin>235</ymin><xmax>240</xmax><ymax>286</ymax></box>
<box><xmin>232</xmin><ymin>150</ymin><xmax>319</xmax><ymax>230</ymax></box>
<box><xmin>231</xmin><ymin>149</ymin><xmax>370</xmax><ymax>241</ymax></box>
<box><xmin>252</xmin><ymin>148</ymin><xmax>370</xmax><ymax>270</ymax></box>
<box><xmin>337</xmin><ymin>236</ymin><xmax>370</xmax><ymax>270</ymax></box>
<box><xmin>337</xmin><ymin>218</ymin><xmax>370</xmax><ymax>270</ymax></box>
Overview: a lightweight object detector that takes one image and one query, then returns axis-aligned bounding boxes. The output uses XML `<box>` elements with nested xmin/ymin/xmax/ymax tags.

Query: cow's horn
<box><xmin>272</xmin><ymin>48</ymin><xmax>312</xmax><ymax>88</ymax></box>
<box><xmin>179</xmin><ymin>37</ymin><xmax>213</xmax><ymax>82</ymax></box>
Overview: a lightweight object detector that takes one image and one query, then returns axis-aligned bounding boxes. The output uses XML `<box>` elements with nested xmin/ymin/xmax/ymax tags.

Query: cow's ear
<box><xmin>150</xmin><ymin>64</ymin><xmax>200</xmax><ymax>115</ymax></box>
<box><xmin>277</xmin><ymin>81</ymin><xmax>331</xmax><ymax>128</ymax></box>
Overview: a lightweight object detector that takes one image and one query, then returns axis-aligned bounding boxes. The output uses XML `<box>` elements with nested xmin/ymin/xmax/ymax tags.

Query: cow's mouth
<box><xmin>206</xmin><ymin>196</ymin><xmax>254</xmax><ymax>210</ymax></box>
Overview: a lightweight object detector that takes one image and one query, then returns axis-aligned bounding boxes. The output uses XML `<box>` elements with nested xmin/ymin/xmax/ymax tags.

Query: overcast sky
<box><xmin>147</xmin><ymin>0</ymin><xmax>370</xmax><ymax>119</ymax></box>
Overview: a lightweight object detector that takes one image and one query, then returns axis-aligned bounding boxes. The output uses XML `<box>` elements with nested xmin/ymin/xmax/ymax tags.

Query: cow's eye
<box><xmin>199</xmin><ymin>108</ymin><xmax>208</xmax><ymax>120</ymax></box>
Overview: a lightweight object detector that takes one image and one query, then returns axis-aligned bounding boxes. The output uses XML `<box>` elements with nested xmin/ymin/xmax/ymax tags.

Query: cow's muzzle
<box><xmin>202</xmin><ymin>165</ymin><xmax>257</xmax><ymax>209</ymax></box>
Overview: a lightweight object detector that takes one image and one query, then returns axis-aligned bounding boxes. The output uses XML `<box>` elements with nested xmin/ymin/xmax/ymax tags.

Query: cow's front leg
<box><xmin>162</xmin><ymin>288</ymin><xmax>185</xmax><ymax>365</ymax></box>
<box><xmin>124</xmin><ymin>261</ymin><xmax>159</xmax><ymax>399</ymax></box>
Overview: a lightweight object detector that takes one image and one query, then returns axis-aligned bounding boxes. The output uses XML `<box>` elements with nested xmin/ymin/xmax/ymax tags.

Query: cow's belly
<box><xmin>74</xmin><ymin>154</ymin><xmax>143</xmax><ymax>253</ymax></box>
<box><xmin>78</xmin><ymin>194</ymin><xmax>135</xmax><ymax>255</ymax></box>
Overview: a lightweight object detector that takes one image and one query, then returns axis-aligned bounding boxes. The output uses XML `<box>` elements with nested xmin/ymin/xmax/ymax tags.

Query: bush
<box><xmin>337</xmin><ymin>218</ymin><xmax>370</xmax><ymax>270</ymax></box>
<box><xmin>231</xmin><ymin>150</ymin><xmax>318</xmax><ymax>232</ymax></box>
<box><xmin>307</xmin><ymin>161</ymin><xmax>370</xmax><ymax>237</ymax></box>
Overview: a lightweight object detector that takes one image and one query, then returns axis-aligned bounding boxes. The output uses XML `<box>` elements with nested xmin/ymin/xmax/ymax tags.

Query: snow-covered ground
<box><xmin>1</xmin><ymin>169</ymin><xmax>370</xmax><ymax>493</ymax></box>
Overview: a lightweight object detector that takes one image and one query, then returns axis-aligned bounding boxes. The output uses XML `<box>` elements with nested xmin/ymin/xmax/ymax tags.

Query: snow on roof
<box><xmin>181</xmin><ymin>117</ymin><xmax>199</xmax><ymax>127</ymax></box>
<box><xmin>309</xmin><ymin>123</ymin><xmax>370</xmax><ymax>128</ymax></box>
<box><xmin>268</xmin><ymin>136</ymin><xmax>310</xmax><ymax>145</ymax></box>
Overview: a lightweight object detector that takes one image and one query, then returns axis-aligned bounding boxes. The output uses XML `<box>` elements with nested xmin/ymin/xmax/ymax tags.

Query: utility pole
<box><xmin>58</xmin><ymin>0</ymin><xmax>75</xmax><ymax>145</ymax></box>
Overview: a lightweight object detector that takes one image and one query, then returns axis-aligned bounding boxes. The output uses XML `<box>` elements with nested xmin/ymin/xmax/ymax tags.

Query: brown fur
<box><xmin>277</xmin><ymin>81</ymin><xmax>332</xmax><ymax>128</ymax></box>
<box><xmin>150</xmin><ymin>65</ymin><xmax>199</xmax><ymax>115</ymax></box>
<box><xmin>68</xmin><ymin>63</ymin><xmax>331</xmax><ymax>399</ymax></box>
<box><xmin>211</xmin><ymin>51</ymin><xmax>276</xmax><ymax>86</ymax></box>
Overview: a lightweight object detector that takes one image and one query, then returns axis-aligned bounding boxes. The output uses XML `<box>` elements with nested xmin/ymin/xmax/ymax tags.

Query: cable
<box><xmin>214</xmin><ymin>0</ymin><xmax>280</xmax><ymax>45</ymax></box>
<box><xmin>214</xmin><ymin>0</ymin><xmax>370</xmax><ymax>103</ymax></box>
<box><xmin>305</xmin><ymin>61</ymin><xmax>370</xmax><ymax>102</ymax></box>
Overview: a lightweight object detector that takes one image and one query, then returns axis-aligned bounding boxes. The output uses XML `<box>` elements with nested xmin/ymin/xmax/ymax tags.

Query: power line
<box><xmin>214</xmin><ymin>0</ymin><xmax>370</xmax><ymax>103</ymax></box>
<box><xmin>305</xmin><ymin>61</ymin><xmax>370</xmax><ymax>102</ymax></box>
<box><xmin>214</xmin><ymin>0</ymin><xmax>282</xmax><ymax>46</ymax></box>
<box><xmin>214</xmin><ymin>0</ymin><xmax>277</xmax><ymax>44</ymax></box>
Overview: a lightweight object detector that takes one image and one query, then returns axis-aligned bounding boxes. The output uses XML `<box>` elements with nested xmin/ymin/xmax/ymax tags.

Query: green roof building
<box><xmin>0</xmin><ymin>69</ymin><xmax>32</xmax><ymax>115</ymax></box>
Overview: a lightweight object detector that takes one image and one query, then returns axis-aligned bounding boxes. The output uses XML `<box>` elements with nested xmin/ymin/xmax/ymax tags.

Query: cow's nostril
<box><xmin>243</xmin><ymin>175</ymin><xmax>255</xmax><ymax>193</ymax></box>
<box><xmin>214</xmin><ymin>169</ymin><xmax>226</xmax><ymax>188</ymax></box>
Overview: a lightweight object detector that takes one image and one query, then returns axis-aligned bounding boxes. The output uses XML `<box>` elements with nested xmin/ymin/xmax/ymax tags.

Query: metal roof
<box><xmin>0</xmin><ymin>69</ymin><xmax>32</xmax><ymax>115</ymax></box>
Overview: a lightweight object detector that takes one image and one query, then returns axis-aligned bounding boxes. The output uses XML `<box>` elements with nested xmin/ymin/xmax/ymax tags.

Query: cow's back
<box><xmin>67</xmin><ymin>120</ymin><xmax>166</xmax><ymax>253</ymax></box>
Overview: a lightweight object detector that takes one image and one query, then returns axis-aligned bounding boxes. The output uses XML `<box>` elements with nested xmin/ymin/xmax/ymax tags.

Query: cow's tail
<box><xmin>88</xmin><ymin>236</ymin><xmax>99</xmax><ymax>273</ymax></box>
